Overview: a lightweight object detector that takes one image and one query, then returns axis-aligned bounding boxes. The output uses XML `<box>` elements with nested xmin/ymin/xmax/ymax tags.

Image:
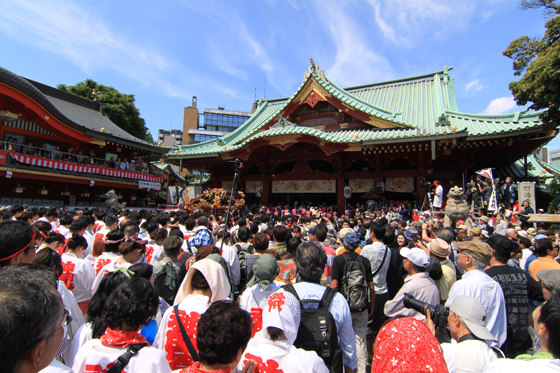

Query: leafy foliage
<box><xmin>57</xmin><ymin>79</ymin><xmax>154</xmax><ymax>143</ymax></box>
<box><xmin>547</xmin><ymin>177</ymin><xmax>560</xmax><ymax>212</ymax></box>
<box><xmin>504</xmin><ymin>1</ymin><xmax>560</xmax><ymax>124</ymax></box>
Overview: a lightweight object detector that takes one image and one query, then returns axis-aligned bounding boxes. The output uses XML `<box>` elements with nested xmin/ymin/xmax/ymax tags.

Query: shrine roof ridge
<box><xmin>167</xmin><ymin>60</ymin><xmax>548</xmax><ymax>158</ymax></box>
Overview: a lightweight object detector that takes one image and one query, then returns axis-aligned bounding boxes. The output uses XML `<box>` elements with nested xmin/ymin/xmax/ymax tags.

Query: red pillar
<box><xmin>337</xmin><ymin>174</ymin><xmax>345</xmax><ymax>215</ymax></box>
<box><xmin>262</xmin><ymin>176</ymin><xmax>270</xmax><ymax>206</ymax></box>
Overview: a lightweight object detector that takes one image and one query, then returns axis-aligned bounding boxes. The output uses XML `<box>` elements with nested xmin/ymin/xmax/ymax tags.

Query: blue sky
<box><xmin>1</xmin><ymin>0</ymin><xmax>558</xmax><ymax>151</ymax></box>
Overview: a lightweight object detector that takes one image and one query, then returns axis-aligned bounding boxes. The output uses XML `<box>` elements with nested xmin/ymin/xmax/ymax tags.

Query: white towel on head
<box><xmin>174</xmin><ymin>258</ymin><xmax>231</xmax><ymax>305</ymax></box>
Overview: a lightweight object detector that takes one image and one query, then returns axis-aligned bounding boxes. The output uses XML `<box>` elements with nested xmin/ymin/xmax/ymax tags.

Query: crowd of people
<box><xmin>3</xmin><ymin>138</ymin><xmax>144</xmax><ymax>171</ymax></box>
<box><xmin>1</xmin><ymin>188</ymin><xmax>560</xmax><ymax>373</ymax></box>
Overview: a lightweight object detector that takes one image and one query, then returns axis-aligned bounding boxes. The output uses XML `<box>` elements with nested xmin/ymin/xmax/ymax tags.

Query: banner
<box><xmin>272</xmin><ymin>179</ymin><xmax>336</xmax><ymax>193</ymax></box>
<box><xmin>476</xmin><ymin>168</ymin><xmax>493</xmax><ymax>181</ymax></box>
<box><xmin>139</xmin><ymin>181</ymin><xmax>161</xmax><ymax>190</ymax></box>
<box><xmin>348</xmin><ymin>179</ymin><xmax>375</xmax><ymax>193</ymax></box>
<box><xmin>385</xmin><ymin>177</ymin><xmax>414</xmax><ymax>193</ymax></box>
<box><xmin>9</xmin><ymin>152</ymin><xmax>163</xmax><ymax>183</ymax></box>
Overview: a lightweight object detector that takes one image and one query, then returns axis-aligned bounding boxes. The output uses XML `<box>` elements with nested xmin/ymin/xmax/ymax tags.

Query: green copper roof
<box><xmin>152</xmin><ymin>162</ymin><xmax>185</xmax><ymax>182</ymax></box>
<box><xmin>496</xmin><ymin>153</ymin><xmax>560</xmax><ymax>186</ymax></box>
<box><xmin>168</xmin><ymin>62</ymin><xmax>546</xmax><ymax>158</ymax></box>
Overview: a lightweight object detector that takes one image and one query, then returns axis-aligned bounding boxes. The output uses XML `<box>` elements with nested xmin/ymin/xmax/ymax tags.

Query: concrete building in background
<box><xmin>158</xmin><ymin>129</ymin><xmax>183</xmax><ymax>147</ymax></box>
<box><xmin>550</xmin><ymin>149</ymin><xmax>560</xmax><ymax>169</ymax></box>
<box><xmin>182</xmin><ymin>96</ymin><xmax>251</xmax><ymax>144</ymax></box>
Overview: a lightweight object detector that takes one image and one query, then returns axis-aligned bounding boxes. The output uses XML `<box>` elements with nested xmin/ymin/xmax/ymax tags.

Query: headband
<box><xmin>104</xmin><ymin>236</ymin><xmax>125</xmax><ymax>244</ymax></box>
<box><xmin>38</xmin><ymin>230</ymin><xmax>47</xmax><ymax>239</ymax></box>
<box><xmin>1</xmin><ymin>231</ymin><xmax>36</xmax><ymax>261</ymax></box>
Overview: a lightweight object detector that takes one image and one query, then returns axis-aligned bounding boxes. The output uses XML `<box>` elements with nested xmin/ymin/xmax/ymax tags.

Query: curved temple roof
<box><xmin>168</xmin><ymin>61</ymin><xmax>547</xmax><ymax>159</ymax></box>
<box><xmin>0</xmin><ymin>66</ymin><xmax>167</xmax><ymax>154</ymax></box>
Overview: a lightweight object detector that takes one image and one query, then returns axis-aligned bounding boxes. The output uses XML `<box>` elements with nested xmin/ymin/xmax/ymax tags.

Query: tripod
<box><xmin>220</xmin><ymin>159</ymin><xmax>243</xmax><ymax>252</ymax></box>
<box><xmin>422</xmin><ymin>191</ymin><xmax>433</xmax><ymax>211</ymax></box>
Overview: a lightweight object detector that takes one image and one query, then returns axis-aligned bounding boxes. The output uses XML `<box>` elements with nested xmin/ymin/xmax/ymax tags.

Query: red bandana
<box><xmin>180</xmin><ymin>362</ymin><xmax>232</xmax><ymax>373</ymax></box>
<box><xmin>100</xmin><ymin>328</ymin><xmax>148</xmax><ymax>348</ymax></box>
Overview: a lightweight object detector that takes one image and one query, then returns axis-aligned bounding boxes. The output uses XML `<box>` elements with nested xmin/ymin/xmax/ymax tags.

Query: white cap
<box><xmin>400</xmin><ymin>247</ymin><xmax>430</xmax><ymax>267</ymax></box>
<box><xmin>449</xmin><ymin>296</ymin><xmax>496</xmax><ymax>341</ymax></box>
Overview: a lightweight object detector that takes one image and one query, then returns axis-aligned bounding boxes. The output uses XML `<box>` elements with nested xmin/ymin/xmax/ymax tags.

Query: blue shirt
<box><xmin>289</xmin><ymin>282</ymin><xmax>357</xmax><ymax>370</ymax></box>
<box><xmin>524</xmin><ymin>253</ymin><xmax>538</xmax><ymax>272</ymax></box>
<box><xmin>445</xmin><ymin>269</ymin><xmax>507</xmax><ymax>348</ymax></box>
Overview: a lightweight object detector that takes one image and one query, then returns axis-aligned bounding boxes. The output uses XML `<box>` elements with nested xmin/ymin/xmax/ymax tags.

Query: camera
<box><xmin>420</xmin><ymin>178</ymin><xmax>432</xmax><ymax>191</ymax></box>
<box><xmin>403</xmin><ymin>293</ymin><xmax>449</xmax><ymax>328</ymax></box>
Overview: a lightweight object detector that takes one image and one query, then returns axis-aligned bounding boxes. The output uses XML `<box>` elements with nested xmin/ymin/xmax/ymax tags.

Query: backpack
<box><xmin>339</xmin><ymin>253</ymin><xmax>369</xmax><ymax>313</ymax></box>
<box><xmin>235</xmin><ymin>243</ymin><xmax>254</xmax><ymax>288</ymax></box>
<box><xmin>154</xmin><ymin>261</ymin><xmax>179</xmax><ymax>305</ymax></box>
<box><xmin>283</xmin><ymin>284</ymin><xmax>343</xmax><ymax>373</ymax></box>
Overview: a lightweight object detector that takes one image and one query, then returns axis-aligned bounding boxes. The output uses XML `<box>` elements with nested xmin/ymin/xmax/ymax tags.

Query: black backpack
<box><xmin>154</xmin><ymin>261</ymin><xmax>179</xmax><ymax>305</ymax></box>
<box><xmin>283</xmin><ymin>284</ymin><xmax>343</xmax><ymax>373</ymax></box>
<box><xmin>235</xmin><ymin>243</ymin><xmax>253</xmax><ymax>288</ymax></box>
<box><xmin>339</xmin><ymin>253</ymin><xmax>369</xmax><ymax>313</ymax></box>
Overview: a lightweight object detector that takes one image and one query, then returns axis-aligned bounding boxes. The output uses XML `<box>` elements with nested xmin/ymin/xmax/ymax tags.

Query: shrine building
<box><xmin>0</xmin><ymin>66</ymin><xmax>170</xmax><ymax>208</ymax></box>
<box><xmin>165</xmin><ymin>59</ymin><xmax>558</xmax><ymax>213</ymax></box>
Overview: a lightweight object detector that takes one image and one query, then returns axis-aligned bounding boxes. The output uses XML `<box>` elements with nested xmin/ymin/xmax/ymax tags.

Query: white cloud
<box><xmin>481</xmin><ymin>96</ymin><xmax>517</xmax><ymax>115</ymax></box>
<box><xmin>0</xmin><ymin>0</ymin><xmax>192</xmax><ymax>98</ymax></box>
<box><xmin>314</xmin><ymin>2</ymin><xmax>393</xmax><ymax>86</ymax></box>
<box><xmin>466</xmin><ymin>79</ymin><xmax>487</xmax><ymax>91</ymax></box>
<box><xmin>366</xmin><ymin>0</ymin><xmax>489</xmax><ymax>46</ymax></box>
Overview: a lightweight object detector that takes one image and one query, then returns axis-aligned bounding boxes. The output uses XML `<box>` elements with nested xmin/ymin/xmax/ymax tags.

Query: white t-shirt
<box><xmin>72</xmin><ymin>339</ymin><xmax>171</xmax><ymax>373</ymax></box>
<box><xmin>60</xmin><ymin>253</ymin><xmax>96</xmax><ymax>303</ymax></box>
<box><xmin>441</xmin><ymin>339</ymin><xmax>498</xmax><ymax>373</ymax></box>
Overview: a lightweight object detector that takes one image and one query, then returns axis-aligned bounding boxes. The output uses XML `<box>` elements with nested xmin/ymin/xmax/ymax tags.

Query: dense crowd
<box><xmin>1</xmin><ymin>194</ymin><xmax>560</xmax><ymax>373</ymax></box>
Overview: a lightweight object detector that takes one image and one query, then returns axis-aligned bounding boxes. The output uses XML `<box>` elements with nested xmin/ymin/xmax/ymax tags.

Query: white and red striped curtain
<box><xmin>9</xmin><ymin>152</ymin><xmax>163</xmax><ymax>183</ymax></box>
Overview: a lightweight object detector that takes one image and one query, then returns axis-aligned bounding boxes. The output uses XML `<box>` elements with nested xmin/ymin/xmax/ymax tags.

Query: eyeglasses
<box><xmin>49</xmin><ymin>307</ymin><xmax>73</xmax><ymax>337</ymax></box>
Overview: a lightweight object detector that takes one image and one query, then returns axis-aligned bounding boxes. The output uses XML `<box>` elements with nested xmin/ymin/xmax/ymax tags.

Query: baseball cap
<box><xmin>400</xmin><ymin>247</ymin><xmax>430</xmax><ymax>267</ymax></box>
<box><xmin>404</xmin><ymin>227</ymin><xmax>419</xmax><ymax>241</ymax></box>
<box><xmin>449</xmin><ymin>296</ymin><xmax>496</xmax><ymax>341</ymax></box>
<box><xmin>338</xmin><ymin>227</ymin><xmax>354</xmax><ymax>240</ymax></box>
<box><xmin>468</xmin><ymin>227</ymin><xmax>481</xmax><ymax>236</ymax></box>
<box><xmin>163</xmin><ymin>235</ymin><xmax>183</xmax><ymax>251</ymax></box>
<box><xmin>535</xmin><ymin>234</ymin><xmax>548</xmax><ymax>241</ymax></box>
<box><xmin>455</xmin><ymin>240</ymin><xmax>492</xmax><ymax>264</ymax></box>
<box><xmin>537</xmin><ymin>269</ymin><xmax>560</xmax><ymax>294</ymax></box>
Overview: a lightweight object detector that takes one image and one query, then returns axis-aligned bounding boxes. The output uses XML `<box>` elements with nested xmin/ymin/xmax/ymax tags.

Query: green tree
<box><xmin>57</xmin><ymin>79</ymin><xmax>154</xmax><ymax>143</ymax></box>
<box><xmin>503</xmin><ymin>1</ymin><xmax>560</xmax><ymax>124</ymax></box>
<box><xmin>546</xmin><ymin>177</ymin><xmax>560</xmax><ymax>212</ymax></box>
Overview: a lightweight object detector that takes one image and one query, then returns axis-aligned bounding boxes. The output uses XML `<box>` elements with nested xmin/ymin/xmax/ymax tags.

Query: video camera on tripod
<box><xmin>420</xmin><ymin>178</ymin><xmax>433</xmax><ymax>192</ymax></box>
<box><xmin>403</xmin><ymin>293</ymin><xmax>449</xmax><ymax>328</ymax></box>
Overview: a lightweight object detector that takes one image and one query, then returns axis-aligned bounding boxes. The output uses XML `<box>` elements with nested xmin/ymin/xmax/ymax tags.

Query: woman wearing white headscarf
<box><xmin>238</xmin><ymin>254</ymin><xmax>280</xmax><ymax>337</ymax></box>
<box><xmin>153</xmin><ymin>258</ymin><xmax>231</xmax><ymax>371</ymax></box>
<box><xmin>237</xmin><ymin>290</ymin><xmax>328</xmax><ymax>373</ymax></box>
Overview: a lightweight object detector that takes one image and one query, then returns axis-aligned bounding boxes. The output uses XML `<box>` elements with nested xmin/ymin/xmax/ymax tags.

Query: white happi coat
<box><xmin>153</xmin><ymin>294</ymin><xmax>210</xmax><ymax>370</ymax></box>
<box><xmin>72</xmin><ymin>339</ymin><xmax>171</xmax><ymax>373</ymax></box>
<box><xmin>91</xmin><ymin>260</ymin><xmax>131</xmax><ymax>296</ymax></box>
<box><xmin>238</xmin><ymin>330</ymin><xmax>328</xmax><ymax>373</ymax></box>
<box><xmin>60</xmin><ymin>253</ymin><xmax>95</xmax><ymax>303</ymax></box>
